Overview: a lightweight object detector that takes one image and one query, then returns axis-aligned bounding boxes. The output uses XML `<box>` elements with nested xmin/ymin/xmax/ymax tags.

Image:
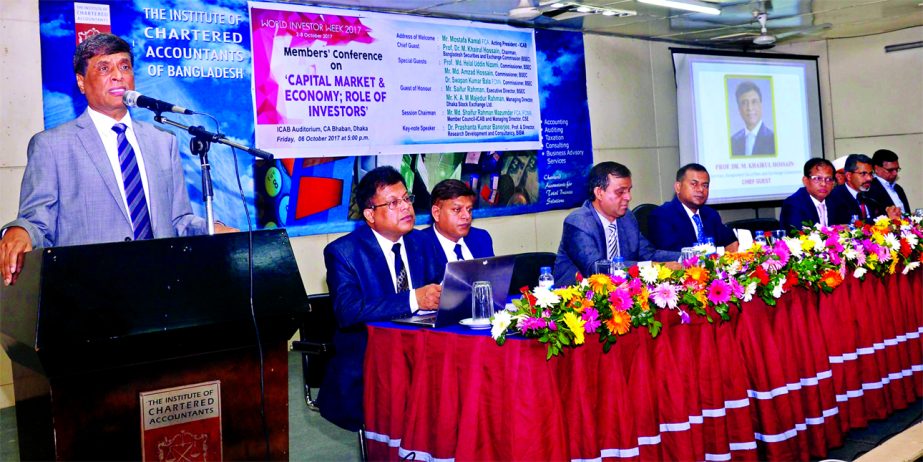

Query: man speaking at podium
<box><xmin>0</xmin><ymin>33</ymin><xmax>233</xmax><ymax>286</ymax></box>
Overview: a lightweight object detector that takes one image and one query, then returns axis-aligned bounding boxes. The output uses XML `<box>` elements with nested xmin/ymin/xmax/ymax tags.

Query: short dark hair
<box><xmin>430</xmin><ymin>179</ymin><xmax>475</xmax><ymax>204</ymax></box>
<box><xmin>676</xmin><ymin>163</ymin><xmax>708</xmax><ymax>182</ymax></box>
<box><xmin>844</xmin><ymin>153</ymin><xmax>874</xmax><ymax>173</ymax></box>
<box><xmin>74</xmin><ymin>33</ymin><xmax>133</xmax><ymax>76</ymax></box>
<box><xmin>872</xmin><ymin>149</ymin><xmax>899</xmax><ymax>166</ymax></box>
<box><xmin>356</xmin><ymin>166</ymin><xmax>405</xmax><ymax>211</ymax></box>
<box><xmin>803</xmin><ymin>158</ymin><xmax>835</xmax><ymax>177</ymax></box>
<box><xmin>587</xmin><ymin>162</ymin><xmax>631</xmax><ymax>201</ymax></box>
<box><xmin>735</xmin><ymin>81</ymin><xmax>762</xmax><ymax>102</ymax></box>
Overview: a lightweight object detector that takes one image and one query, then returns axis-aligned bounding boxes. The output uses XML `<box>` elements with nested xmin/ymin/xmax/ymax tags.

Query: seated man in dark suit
<box><xmin>868</xmin><ymin>149</ymin><xmax>910</xmax><ymax>215</ymax></box>
<box><xmin>780</xmin><ymin>158</ymin><xmax>839</xmax><ymax>230</ymax></box>
<box><xmin>320</xmin><ymin>166</ymin><xmax>442</xmax><ymax>431</ymax></box>
<box><xmin>423</xmin><ymin>179</ymin><xmax>494</xmax><ymax>280</ymax></box>
<box><xmin>730</xmin><ymin>81</ymin><xmax>775</xmax><ymax>156</ymax></box>
<box><xmin>647</xmin><ymin>163</ymin><xmax>738</xmax><ymax>252</ymax></box>
<box><xmin>553</xmin><ymin>162</ymin><xmax>680</xmax><ymax>287</ymax></box>
<box><xmin>827</xmin><ymin>154</ymin><xmax>900</xmax><ymax>224</ymax></box>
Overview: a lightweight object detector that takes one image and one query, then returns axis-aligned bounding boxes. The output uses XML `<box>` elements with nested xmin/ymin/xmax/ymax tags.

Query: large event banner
<box><xmin>249</xmin><ymin>2</ymin><xmax>543</xmax><ymax>157</ymax></box>
<box><xmin>36</xmin><ymin>0</ymin><xmax>593</xmax><ymax>237</ymax></box>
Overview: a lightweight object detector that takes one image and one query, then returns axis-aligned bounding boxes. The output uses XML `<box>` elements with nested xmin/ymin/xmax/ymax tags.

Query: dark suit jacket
<box><xmin>731</xmin><ymin>123</ymin><xmax>775</xmax><ymax>156</ymax></box>
<box><xmin>422</xmin><ymin>225</ymin><xmax>494</xmax><ymax>280</ymax></box>
<box><xmin>319</xmin><ymin>225</ymin><xmax>441</xmax><ymax>431</ymax></box>
<box><xmin>780</xmin><ymin>187</ymin><xmax>823</xmax><ymax>230</ymax></box>
<box><xmin>868</xmin><ymin>177</ymin><xmax>910</xmax><ymax>214</ymax></box>
<box><xmin>827</xmin><ymin>184</ymin><xmax>885</xmax><ymax>225</ymax></box>
<box><xmin>1</xmin><ymin>110</ymin><xmax>206</xmax><ymax>247</ymax></box>
<box><xmin>647</xmin><ymin>197</ymin><xmax>737</xmax><ymax>252</ymax></box>
<box><xmin>553</xmin><ymin>200</ymin><xmax>680</xmax><ymax>287</ymax></box>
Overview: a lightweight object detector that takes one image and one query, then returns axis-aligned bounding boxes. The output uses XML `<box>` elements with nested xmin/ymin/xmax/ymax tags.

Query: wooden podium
<box><xmin>0</xmin><ymin>229</ymin><xmax>308</xmax><ymax>461</ymax></box>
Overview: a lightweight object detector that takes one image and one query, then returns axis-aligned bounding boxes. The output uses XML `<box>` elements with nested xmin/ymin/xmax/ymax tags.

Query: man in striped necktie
<box><xmin>423</xmin><ymin>179</ymin><xmax>495</xmax><ymax>280</ymax></box>
<box><xmin>1</xmin><ymin>33</ymin><xmax>234</xmax><ymax>286</ymax></box>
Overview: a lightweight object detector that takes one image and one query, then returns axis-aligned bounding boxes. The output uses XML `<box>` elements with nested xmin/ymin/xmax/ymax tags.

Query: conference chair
<box><xmin>291</xmin><ymin>293</ymin><xmax>335</xmax><ymax>410</ymax></box>
<box><xmin>632</xmin><ymin>203</ymin><xmax>658</xmax><ymax>239</ymax></box>
<box><xmin>508</xmin><ymin>252</ymin><xmax>557</xmax><ymax>294</ymax></box>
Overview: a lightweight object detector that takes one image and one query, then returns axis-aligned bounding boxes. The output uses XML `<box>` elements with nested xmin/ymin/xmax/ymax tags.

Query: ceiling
<box><xmin>283</xmin><ymin>0</ymin><xmax>923</xmax><ymax>49</ymax></box>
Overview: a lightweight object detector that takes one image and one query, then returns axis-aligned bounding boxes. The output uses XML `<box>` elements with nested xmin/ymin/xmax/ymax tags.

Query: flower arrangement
<box><xmin>492</xmin><ymin>215</ymin><xmax>923</xmax><ymax>358</ymax></box>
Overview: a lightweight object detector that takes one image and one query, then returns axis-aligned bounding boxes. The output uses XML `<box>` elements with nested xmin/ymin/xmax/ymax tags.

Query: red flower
<box><xmin>576</xmin><ymin>272</ymin><xmax>584</xmax><ymax>283</ymax></box>
<box><xmin>628</xmin><ymin>265</ymin><xmax>640</xmax><ymax>278</ymax></box>
<box><xmin>900</xmin><ymin>239</ymin><xmax>912</xmax><ymax>258</ymax></box>
<box><xmin>753</xmin><ymin>266</ymin><xmax>769</xmax><ymax>285</ymax></box>
<box><xmin>520</xmin><ymin>287</ymin><xmax>537</xmax><ymax>307</ymax></box>
<box><xmin>782</xmin><ymin>269</ymin><xmax>798</xmax><ymax>291</ymax></box>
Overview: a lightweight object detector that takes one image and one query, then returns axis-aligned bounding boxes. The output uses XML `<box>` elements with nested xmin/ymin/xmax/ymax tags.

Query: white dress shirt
<box><xmin>370</xmin><ymin>228</ymin><xmax>419</xmax><ymax>312</ymax></box>
<box><xmin>433</xmin><ymin>227</ymin><xmax>473</xmax><ymax>262</ymax></box>
<box><xmin>875</xmin><ymin>176</ymin><xmax>904</xmax><ymax>213</ymax></box>
<box><xmin>86</xmin><ymin>108</ymin><xmax>152</xmax><ymax>219</ymax></box>
<box><xmin>809</xmin><ymin>195</ymin><xmax>828</xmax><ymax>226</ymax></box>
<box><xmin>744</xmin><ymin>121</ymin><xmax>763</xmax><ymax>156</ymax></box>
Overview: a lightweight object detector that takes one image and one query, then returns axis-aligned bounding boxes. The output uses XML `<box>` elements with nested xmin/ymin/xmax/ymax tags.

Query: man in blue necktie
<box><xmin>422</xmin><ymin>179</ymin><xmax>494</xmax><ymax>280</ymax></box>
<box><xmin>867</xmin><ymin>149</ymin><xmax>911</xmax><ymax>214</ymax></box>
<box><xmin>648</xmin><ymin>163</ymin><xmax>739</xmax><ymax>253</ymax></box>
<box><xmin>321</xmin><ymin>166</ymin><xmax>442</xmax><ymax>431</ymax></box>
<box><xmin>730</xmin><ymin>81</ymin><xmax>776</xmax><ymax>157</ymax></box>
<box><xmin>0</xmin><ymin>33</ymin><xmax>233</xmax><ymax>286</ymax></box>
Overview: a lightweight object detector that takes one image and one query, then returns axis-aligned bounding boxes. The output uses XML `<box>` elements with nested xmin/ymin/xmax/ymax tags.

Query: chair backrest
<box><xmin>632</xmin><ymin>203</ymin><xmax>658</xmax><ymax>239</ymax></box>
<box><xmin>725</xmin><ymin>218</ymin><xmax>781</xmax><ymax>235</ymax></box>
<box><xmin>302</xmin><ymin>293</ymin><xmax>336</xmax><ymax>343</ymax></box>
<box><xmin>508</xmin><ymin>252</ymin><xmax>557</xmax><ymax>295</ymax></box>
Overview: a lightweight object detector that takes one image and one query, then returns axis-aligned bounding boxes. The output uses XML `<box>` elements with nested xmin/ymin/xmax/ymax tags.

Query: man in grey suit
<box><xmin>554</xmin><ymin>162</ymin><xmax>681</xmax><ymax>287</ymax></box>
<box><xmin>1</xmin><ymin>34</ymin><xmax>233</xmax><ymax>285</ymax></box>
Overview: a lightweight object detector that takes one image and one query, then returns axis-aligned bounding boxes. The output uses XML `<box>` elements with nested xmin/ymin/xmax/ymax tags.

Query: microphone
<box><xmin>123</xmin><ymin>90</ymin><xmax>194</xmax><ymax>115</ymax></box>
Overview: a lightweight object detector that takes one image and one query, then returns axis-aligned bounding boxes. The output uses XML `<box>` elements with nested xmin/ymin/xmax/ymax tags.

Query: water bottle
<box><xmin>849</xmin><ymin>214</ymin><xmax>859</xmax><ymax>231</ymax></box>
<box><xmin>537</xmin><ymin>266</ymin><xmax>554</xmax><ymax>289</ymax></box>
<box><xmin>753</xmin><ymin>230</ymin><xmax>767</xmax><ymax>247</ymax></box>
<box><xmin>611</xmin><ymin>257</ymin><xmax>626</xmax><ymax>275</ymax></box>
<box><xmin>705</xmin><ymin>237</ymin><xmax>716</xmax><ymax>255</ymax></box>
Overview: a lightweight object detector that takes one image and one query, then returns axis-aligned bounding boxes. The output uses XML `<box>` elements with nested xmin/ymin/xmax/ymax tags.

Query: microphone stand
<box><xmin>154</xmin><ymin>114</ymin><xmax>274</xmax><ymax>235</ymax></box>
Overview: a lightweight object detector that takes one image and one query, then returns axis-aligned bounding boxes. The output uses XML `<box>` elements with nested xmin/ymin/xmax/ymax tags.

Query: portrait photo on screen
<box><xmin>726</xmin><ymin>76</ymin><xmax>776</xmax><ymax>158</ymax></box>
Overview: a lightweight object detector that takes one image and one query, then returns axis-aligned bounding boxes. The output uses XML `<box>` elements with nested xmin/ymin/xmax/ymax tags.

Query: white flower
<box><xmin>853</xmin><ymin>267</ymin><xmax>867</xmax><ymax>279</ymax></box>
<box><xmin>772</xmin><ymin>280</ymin><xmax>785</xmax><ymax>298</ymax></box>
<box><xmin>725</xmin><ymin>260</ymin><xmax>741</xmax><ymax>277</ymax></box>
<box><xmin>742</xmin><ymin>281</ymin><xmax>757</xmax><ymax>302</ymax></box>
<box><xmin>532</xmin><ymin>286</ymin><xmax>560</xmax><ymax>308</ymax></box>
<box><xmin>903</xmin><ymin>261</ymin><xmax>920</xmax><ymax>275</ymax></box>
<box><xmin>491</xmin><ymin>310</ymin><xmax>513</xmax><ymax>340</ymax></box>
<box><xmin>784</xmin><ymin>237</ymin><xmax>804</xmax><ymax>258</ymax></box>
<box><xmin>809</xmin><ymin>233</ymin><xmax>826</xmax><ymax>252</ymax></box>
<box><xmin>842</xmin><ymin>248</ymin><xmax>858</xmax><ymax>261</ymax></box>
<box><xmin>883</xmin><ymin>233</ymin><xmax>900</xmax><ymax>251</ymax></box>
<box><xmin>639</xmin><ymin>264</ymin><xmax>659</xmax><ymax>284</ymax></box>
<box><xmin>902</xmin><ymin>232</ymin><xmax>918</xmax><ymax>248</ymax></box>
<box><xmin>611</xmin><ymin>269</ymin><xmax>627</xmax><ymax>279</ymax></box>
<box><xmin>578</xmin><ymin>278</ymin><xmax>590</xmax><ymax>289</ymax></box>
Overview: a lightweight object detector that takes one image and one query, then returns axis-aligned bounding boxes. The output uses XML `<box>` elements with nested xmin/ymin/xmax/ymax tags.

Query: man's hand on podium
<box><xmin>214</xmin><ymin>222</ymin><xmax>239</xmax><ymax>234</ymax></box>
<box><xmin>1</xmin><ymin>226</ymin><xmax>32</xmax><ymax>286</ymax></box>
<box><xmin>415</xmin><ymin>284</ymin><xmax>442</xmax><ymax>310</ymax></box>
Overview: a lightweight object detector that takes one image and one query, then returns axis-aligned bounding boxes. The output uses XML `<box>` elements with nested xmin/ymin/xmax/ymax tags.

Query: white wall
<box><xmin>0</xmin><ymin>0</ymin><xmax>920</xmax><ymax>408</ymax></box>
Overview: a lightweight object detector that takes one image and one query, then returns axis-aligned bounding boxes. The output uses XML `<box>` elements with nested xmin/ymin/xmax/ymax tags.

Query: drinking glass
<box><xmin>594</xmin><ymin>259</ymin><xmax>612</xmax><ymax>275</ymax></box>
<box><xmin>914</xmin><ymin>208</ymin><xmax>923</xmax><ymax>218</ymax></box>
<box><xmin>681</xmin><ymin>247</ymin><xmax>697</xmax><ymax>264</ymax></box>
<box><xmin>471</xmin><ymin>281</ymin><xmax>494</xmax><ymax>321</ymax></box>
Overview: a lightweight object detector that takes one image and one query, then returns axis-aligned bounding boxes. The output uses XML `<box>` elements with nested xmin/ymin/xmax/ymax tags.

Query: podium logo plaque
<box><xmin>140</xmin><ymin>381</ymin><xmax>222</xmax><ymax>461</ymax></box>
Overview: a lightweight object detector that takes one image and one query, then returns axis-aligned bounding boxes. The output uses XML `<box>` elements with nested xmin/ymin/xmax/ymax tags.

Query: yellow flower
<box><xmin>693</xmin><ymin>289</ymin><xmax>708</xmax><ymax>306</ymax></box>
<box><xmin>874</xmin><ymin>216</ymin><xmax>891</xmax><ymax>228</ymax></box>
<box><xmin>554</xmin><ymin>286</ymin><xmax>580</xmax><ymax>302</ymax></box>
<box><xmin>563</xmin><ymin>312</ymin><xmax>586</xmax><ymax>345</ymax></box>
<box><xmin>872</xmin><ymin>232</ymin><xmax>885</xmax><ymax>245</ymax></box>
<box><xmin>606</xmin><ymin>310</ymin><xmax>632</xmax><ymax>336</ymax></box>
<box><xmin>800</xmin><ymin>236</ymin><xmax>813</xmax><ymax>252</ymax></box>
<box><xmin>889</xmin><ymin>253</ymin><xmax>898</xmax><ymax>274</ymax></box>
<box><xmin>587</xmin><ymin>274</ymin><xmax>613</xmax><ymax>293</ymax></box>
<box><xmin>685</xmin><ymin>266</ymin><xmax>709</xmax><ymax>285</ymax></box>
<box><xmin>657</xmin><ymin>264</ymin><xmax>674</xmax><ymax>281</ymax></box>
<box><xmin>639</xmin><ymin>286</ymin><xmax>651</xmax><ymax>311</ymax></box>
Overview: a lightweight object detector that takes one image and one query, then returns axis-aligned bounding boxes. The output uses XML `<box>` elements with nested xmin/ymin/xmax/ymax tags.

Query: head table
<box><xmin>363</xmin><ymin>271</ymin><xmax>921</xmax><ymax>461</ymax></box>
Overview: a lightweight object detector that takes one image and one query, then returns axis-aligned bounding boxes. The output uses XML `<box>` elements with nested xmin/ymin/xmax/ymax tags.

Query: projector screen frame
<box><xmin>670</xmin><ymin>47</ymin><xmax>826</xmax><ymax>207</ymax></box>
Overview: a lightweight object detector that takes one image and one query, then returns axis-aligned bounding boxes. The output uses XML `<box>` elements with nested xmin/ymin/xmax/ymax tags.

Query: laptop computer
<box><xmin>393</xmin><ymin>254</ymin><xmax>517</xmax><ymax>328</ymax></box>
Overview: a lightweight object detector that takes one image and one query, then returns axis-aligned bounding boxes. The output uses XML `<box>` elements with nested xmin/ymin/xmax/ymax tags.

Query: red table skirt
<box><xmin>364</xmin><ymin>271</ymin><xmax>922</xmax><ymax>461</ymax></box>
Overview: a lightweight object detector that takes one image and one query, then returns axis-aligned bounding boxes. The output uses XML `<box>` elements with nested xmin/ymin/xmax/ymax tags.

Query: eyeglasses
<box><xmin>369</xmin><ymin>194</ymin><xmax>415</xmax><ymax>211</ymax></box>
<box><xmin>808</xmin><ymin>175</ymin><xmax>835</xmax><ymax>184</ymax></box>
<box><xmin>851</xmin><ymin>171</ymin><xmax>873</xmax><ymax>177</ymax></box>
<box><xmin>883</xmin><ymin>167</ymin><xmax>901</xmax><ymax>174</ymax></box>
